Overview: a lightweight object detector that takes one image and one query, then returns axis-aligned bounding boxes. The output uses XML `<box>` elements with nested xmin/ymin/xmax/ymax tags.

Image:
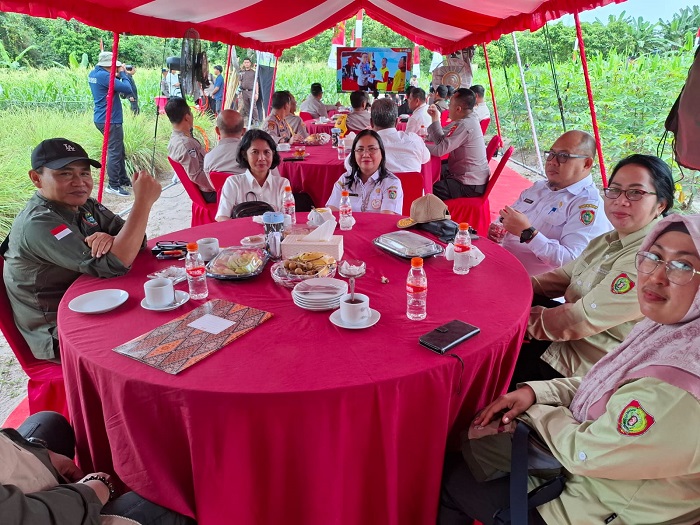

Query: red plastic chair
<box><xmin>440</xmin><ymin>109</ymin><xmax>450</xmax><ymax>126</ymax></box>
<box><xmin>299</xmin><ymin>111</ymin><xmax>314</xmax><ymax>122</ymax></box>
<box><xmin>444</xmin><ymin>146</ymin><xmax>514</xmax><ymax>234</ymax></box>
<box><xmin>480</xmin><ymin>118</ymin><xmax>491</xmax><ymax>135</ymax></box>
<box><xmin>209</xmin><ymin>171</ymin><xmax>235</xmax><ymax>203</ymax></box>
<box><xmin>486</xmin><ymin>135</ymin><xmax>502</xmax><ymax>162</ymax></box>
<box><xmin>155</xmin><ymin>96</ymin><xmax>168</xmax><ymax>114</ymax></box>
<box><xmin>0</xmin><ymin>258</ymin><xmax>68</xmax><ymax>420</ymax></box>
<box><xmin>394</xmin><ymin>172</ymin><xmax>424</xmax><ymax>216</ymax></box>
<box><xmin>168</xmin><ymin>157</ymin><xmax>218</xmax><ymax>226</ymax></box>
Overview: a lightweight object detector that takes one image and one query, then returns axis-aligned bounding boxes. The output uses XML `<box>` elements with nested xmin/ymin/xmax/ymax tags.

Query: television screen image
<box><xmin>336</xmin><ymin>47</ymin><xmax>412</xmax><ymax>94</ymax></box>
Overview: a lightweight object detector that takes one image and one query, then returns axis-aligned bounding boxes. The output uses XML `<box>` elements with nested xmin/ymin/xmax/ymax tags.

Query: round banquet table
<box><xmin>304</xmin><ymin>121</ymin><xmax>336</xmax><ymax>135</ymax></box>
<box><xmin>276</xmin><ymin>143</ymin><xmax>346</xmax><ymax>207</ymax></box>
<box><xmin>59</xmin><ymin>213</ymin><xmax>532</xmax><ymax>525</ymax></box>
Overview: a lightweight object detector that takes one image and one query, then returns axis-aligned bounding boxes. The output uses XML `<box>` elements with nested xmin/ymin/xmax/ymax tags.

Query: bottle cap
<box><xmin>459</xmin><ymin>222</ymin><xmax>469</xmax><ymax>230</ymax></box>
<box><xmin>341</xmin><ymin>190</ymin><xmax>350</xmax><ymax>197</ymax></box>
<box><xmin>187</xmin><ymin>242</ymin><xmax>198</xmax><ymax>251</ymax></box>
<box><xmin>411</xmin><ymin>257</ymin><xmax>423</xmax><ymax>267</ymax></box>
<box><xmin>284</xmin><ymin>185</ymin><xmax>292</xmax><ymax>191</ymax></box>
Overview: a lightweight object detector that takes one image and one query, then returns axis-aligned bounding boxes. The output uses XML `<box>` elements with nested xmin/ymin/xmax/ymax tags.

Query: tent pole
<box><xmin>481</xmin><ymin>43</ymin><xmax>502</xmax><ymax>147</ymax></box>
<box><xmin>248</xmin><ymin>52</ymin><xmax>261</xmax><ymax>129</ymax></box>
<box><xmin>97</xmin><ymin>32</ymin><xmax>120</xmax><ymax>203</ymax></box>
<box><xmin>512</xmin><ymin>32</ymin><xmax>544</xmax><ymax>176</ymax></box>
<box><xmin>267</xmin><ymin>58</ymin><xmax>279</xmax><ymax>115</ymax></box>
<box><xmin>574</xmin><ymin>12</ymin><xmax>607</xmax><ymax>187</ymax></box>
<box><xmin>222</xmin><ymin>45</ymin><xmax>233</xmax><ymax>111</ymax></box>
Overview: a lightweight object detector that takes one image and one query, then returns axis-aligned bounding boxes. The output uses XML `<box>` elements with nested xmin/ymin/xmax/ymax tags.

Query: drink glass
<box><xmin>337</xmin><ymin>143</ymin><xmax>346</xmax><ymax>161</ymax></box>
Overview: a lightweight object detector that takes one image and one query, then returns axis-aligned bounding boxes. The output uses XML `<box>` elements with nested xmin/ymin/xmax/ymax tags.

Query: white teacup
<box><xmin>197</xmin><ymin>237</ymin><xmax>220</xmax><ymax>262</ymax></box>
<box><xmin>308</xmin><ymin>208</ymin><xmax>334</xmax><ymax>227</ymax></box>
<box><xmin>144</xmin><ymin>278</ymin><xmax>175</xmax><ymax>308</ymax></box>
<box><xmin>339</xmin><ymin>293</ymin><xmax>370</xmax><ymax>326</ymax></box>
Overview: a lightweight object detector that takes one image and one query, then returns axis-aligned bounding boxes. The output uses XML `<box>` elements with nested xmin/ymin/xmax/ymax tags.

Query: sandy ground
<box><xmin>0</xmin><ymin>173</ymin><xmax>192</xmax><ymax>423</ymax></box>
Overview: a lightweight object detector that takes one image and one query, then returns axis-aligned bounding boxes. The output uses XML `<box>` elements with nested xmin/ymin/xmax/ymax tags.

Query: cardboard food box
<box><xmin>281</xmin><ymin>235</ymin><xmax>344</xmax><ymax>261</ymax></box>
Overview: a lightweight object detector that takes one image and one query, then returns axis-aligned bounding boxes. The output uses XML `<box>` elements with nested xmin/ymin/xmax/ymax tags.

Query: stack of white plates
<box><xmin>292</xmin><ymin>278</ymin><xmax>348</xmax><ymax>311</ymax></box>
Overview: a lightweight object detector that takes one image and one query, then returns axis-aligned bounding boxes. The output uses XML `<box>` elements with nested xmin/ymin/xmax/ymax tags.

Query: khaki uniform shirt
<box><xmin>239</xmin><ymin>68</ymin><xmax>256</xmax><ymax>91</ymax></box>
<box><xmin>523</xmin><ymin>377</ymin><xmax>700</xmax><ymax>525</ymax></box>
<box><xmin>203</xmin><ymin>137</ymin><xmax>245</xmax><ymax>176</ymax></box>
<box><xmin>263</xmin><ymin>113</ymin><xmax>295</xmax><ymax>143</ymax></box>
<box><xmin>434</xmin><ymin>99</ymin><xmax>449</xmax><ymax>112</ymax></box>
<box><xmin>168</xmin><ymin>130</ymin><xmax>215</xmax><ymax>193</ymax></box>
<box><xmin>285</xmin><ymin>115</ymin><xmax>309</xmax><ymax>139</ymax></box>
<box><xmin>426</xmin><ymin>115</ymin><xmax>490</xmax><ymax>186</ymax></box>
<box><xmin>299</xmin><ymin>95</ymin><xmax>335</xmax><ymax>119</ymax></box>
<box><xmin>529</xmin><ymin>218</ymin><xmax>660</xmax><ymax>376</ymax></box>
<box><xmin>2</xmin><ymin>194</ymin><xmax>130</xmax><ymax>359</ymax></box>
<box><xmin>344</xmin><ymin>110</ymin><xmax>371</xmax><ymax>131</ymax></box>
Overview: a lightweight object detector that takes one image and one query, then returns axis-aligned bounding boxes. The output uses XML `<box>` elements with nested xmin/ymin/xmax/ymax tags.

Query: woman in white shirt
<box><xmin>216</xmin><ymin>129</ymin><xmax>291</xmax><ymax>221</ymax></box>
<box><xmin>326</xmin><ymin>130</ymin><xmax>403</xmax><ymax>214</ymax></box>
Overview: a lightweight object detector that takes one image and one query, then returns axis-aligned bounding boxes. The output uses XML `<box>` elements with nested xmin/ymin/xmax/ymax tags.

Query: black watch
<box><xmin>519</xmin><ymin>227</ymin><xmax>537</xmax><ymax>243</ymax></box>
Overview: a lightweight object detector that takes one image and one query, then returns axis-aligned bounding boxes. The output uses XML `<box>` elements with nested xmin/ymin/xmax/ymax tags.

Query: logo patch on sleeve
<box><xmin>388</xmin><ymin>189</ymin><xmax>397</xmax><ymax>200</ymax></box>
<box><xmin>611</xmin><ymin>273</ymin><xmax>635</xmax><ymax>294</ymax></box>
<box><xmin>51</xmin><ymin>224</ymin><xmax>72</xmax><ymax>240</ymax></box>
<box><xmin>617</xmin><ymin>400</ymin><xmax>655</xmax><ymax>436</ymax></box>
<box><xmin>580</xmin><ymin>209</ymin><xmax>595</xmax><ymax>225</ymax></box>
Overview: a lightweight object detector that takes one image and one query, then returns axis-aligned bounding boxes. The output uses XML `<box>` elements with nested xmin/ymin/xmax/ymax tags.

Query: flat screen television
<box><xmin>335</xmin><ymin>47</ymin><xmax>412</xmax><ymax>94</ymax></box>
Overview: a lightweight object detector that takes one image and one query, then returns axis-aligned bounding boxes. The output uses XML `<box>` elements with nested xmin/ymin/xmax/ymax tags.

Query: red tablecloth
<box><xmin>59</xmin><ymin>214</ymin><xmax>531</xmax><ymax>525</ymax></box>
<box><xmin>277</xmin><ymin>144</ymin><xmax>346</xmax><ymax>207</ymax></box>
<box><xmin>305</xmin><ymin>121</ymin><xmax>336</xmax><ymax>135</ymax></box>
<box><xmin>396</xmin><ymin>120</ymin><xmax>408</xmax><ymax>131</ymax></box>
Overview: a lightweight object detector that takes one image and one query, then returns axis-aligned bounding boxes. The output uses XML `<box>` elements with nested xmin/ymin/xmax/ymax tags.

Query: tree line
<box><xmin>1</xmin><ymin>7</ymin><xmax>698</xmax><ymax>71</ymax></box>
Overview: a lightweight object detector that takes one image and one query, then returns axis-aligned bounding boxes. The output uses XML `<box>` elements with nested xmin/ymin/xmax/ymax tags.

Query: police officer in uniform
<box><xmin>237</xmin><ymin>58</ymin><xmax>258</xmax><ymax>124</ymax></box>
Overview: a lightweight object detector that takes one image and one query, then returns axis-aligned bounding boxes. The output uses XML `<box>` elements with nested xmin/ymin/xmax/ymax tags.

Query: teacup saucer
<box><xmin>141</xmin><ymin>290</ymin><xmax>190</xmax><ymax>311</ymax></box>
<box><xmin>329</xmin><ymin>308</ymin><xmax>380</xmax><ymax>330</ymax></box>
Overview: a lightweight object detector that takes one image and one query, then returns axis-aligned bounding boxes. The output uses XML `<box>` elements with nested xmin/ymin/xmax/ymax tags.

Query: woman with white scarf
<box><xmin>439</xmin><ymin>213</ymin><xmax>700</xmax><ymax>525</ymax></box>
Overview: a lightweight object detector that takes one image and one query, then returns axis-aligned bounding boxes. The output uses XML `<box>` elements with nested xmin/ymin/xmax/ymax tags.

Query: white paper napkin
<box><xmin>445</xmin><ymin>244</ymin><xmax>485</xmax><ymax>267</ymax></box>
<box><xmin>302</xmin><ymin>219</ymin><xmax>337</xmax><ymax>241</ymax></box>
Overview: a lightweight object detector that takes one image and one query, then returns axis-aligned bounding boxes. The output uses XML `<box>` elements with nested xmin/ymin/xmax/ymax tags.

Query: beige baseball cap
<box><xmin>397</xmin><ymin>194</ymin><xmax>451</xmax><ymax>228</ymax></box>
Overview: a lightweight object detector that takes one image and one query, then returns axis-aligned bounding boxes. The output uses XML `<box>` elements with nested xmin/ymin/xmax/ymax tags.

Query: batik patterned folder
<box><xmin>113</xmin><ymin>299</ymin><xmax>272</xmax><ymax>374</ymax></box>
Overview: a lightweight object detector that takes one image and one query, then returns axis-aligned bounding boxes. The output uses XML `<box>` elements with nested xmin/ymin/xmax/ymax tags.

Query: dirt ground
<box><xmin>0</xmin><ymin>172</ymin><xmax>193</xmax><ymax>423</ymax></box>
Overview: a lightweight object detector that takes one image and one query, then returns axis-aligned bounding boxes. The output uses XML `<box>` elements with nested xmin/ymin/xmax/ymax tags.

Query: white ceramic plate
<box><xmin>140</xmin><ymin>290</ymin><xmax>190</xmax><ymax>312</ymax></box>
<box><xmin>329</xmin><ymin>308</ymin><xmax>381</xmax><ymax>329</ymax></box>
<box><xmin>68</xmin><ymin>289</ymin><xmax>129</xmax><ymax>314</ymax></box>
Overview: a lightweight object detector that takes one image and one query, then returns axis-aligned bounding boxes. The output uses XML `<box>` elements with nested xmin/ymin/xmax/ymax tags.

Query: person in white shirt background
<box><xmin>216</xmin><ymin>129</ymin><xmax>290</xmax><ymax>220</ymax></box>
<box><xmin>343</xmin><ymin>98</ymin><xmax>430</xmax><ymax>174</ymax></box>
<box><xmin>327</xmin><ymin>129</ymin><xmax>404</xmax><ymax>214</ymax></box>
<box><xmin>405</xmin><ymin>88</ymin><xmax>432</xmax><ymax>135</ymax></box>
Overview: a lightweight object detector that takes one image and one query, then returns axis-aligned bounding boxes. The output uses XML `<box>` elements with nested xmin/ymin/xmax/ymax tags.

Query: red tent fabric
<box><xmin>0</xmin><ymin>0</ymin><xmax>624</xmax><ymax>54</ymax></box>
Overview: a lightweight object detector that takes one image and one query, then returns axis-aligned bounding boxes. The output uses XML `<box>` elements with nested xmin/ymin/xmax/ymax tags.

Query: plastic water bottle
<box><xmin>406</xmin><ymin>257</ymin><xmax>427</xmax><ymax>320</ymax></box>
<box><xmin>417</xmin><ymin>125</ymin><xmax>428</xmax><ymax>140</ymax></box>
<box><xmin>339</xmin><ymin>190</ymin><xmax>353</xmax><ymax>231</ymax></box>
<box><xmin>185</xmin><ymin>242</ymin><xmax>209</xmax><ymax>300</ymax></box>
<box><xmin>283</xmin><ymin>185</ymin><xmax>296</xmax><ymax>224</ymax></box>
<box><xmin>490</xmin><ymin>217</ymin><xmax>507</xmax><ymax>244</ymax></box>
<box><xmin>453</xmin><ymin>222</ymin><xmax>472</xmax><ymax>275</ymax></box>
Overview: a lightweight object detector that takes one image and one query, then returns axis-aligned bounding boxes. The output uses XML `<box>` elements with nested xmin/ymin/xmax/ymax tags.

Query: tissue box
<box><xmin>281</xmin><ymin>235</ymin><xmax>344</xmax><ymax>260</ymax></box>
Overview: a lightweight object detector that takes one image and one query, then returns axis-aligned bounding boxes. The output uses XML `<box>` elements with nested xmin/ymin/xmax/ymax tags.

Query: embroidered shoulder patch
<box><xmin>187</xmin><ymin>148</ymin><xmax>197</xmax><ymax>158</ymax></box>
<box><xmin>580</xmin><ymin>209</ymin><xmax>595</xmax><ymax>225</ymax></box>
<box><xmin>611</xmin><ymin>273</ymin><xmax>635</xmax><ymax>294</ymax></box>
<box><xmin>387</xmin><ymin>189</ymin><xmax>397</xmax><ymax>200</ymax></box>
<box><xmin>579</xmin><ymin>203</ymin><xmax>598</xmax><ymax>210</ymax></box>
<box><xmin>617</xmin><ymin>400</ymin><xmax>655</xmax><ymax>436</ymax></box>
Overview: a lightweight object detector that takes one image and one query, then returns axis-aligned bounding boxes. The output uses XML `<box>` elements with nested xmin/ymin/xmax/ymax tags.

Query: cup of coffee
<box><xmin>144</xmin><ymin>278</ymin><xmax>175</xmax><ymax>308</ymax></box>
<box><xmin>197</xmin><ymin>237</ymin><xmax>220</xmax><ymax>262</ymax></box>
<box><xmin>339</xmin><ymin>293</ymin><xmax>370</xmax><ymax>325</ymax></box>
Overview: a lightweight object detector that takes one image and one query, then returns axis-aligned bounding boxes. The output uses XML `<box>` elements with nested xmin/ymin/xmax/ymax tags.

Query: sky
<box><xmin>575</xmin><ymin>0</ymin><xmax>698</xmax><ymax>23</ymax></box>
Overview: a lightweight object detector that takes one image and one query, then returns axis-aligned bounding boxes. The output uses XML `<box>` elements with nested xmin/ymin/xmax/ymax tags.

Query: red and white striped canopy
<box><xmin>0</xmin><ymin>0</ymin><xmax>623</xmax><ymax>54</ymax></box>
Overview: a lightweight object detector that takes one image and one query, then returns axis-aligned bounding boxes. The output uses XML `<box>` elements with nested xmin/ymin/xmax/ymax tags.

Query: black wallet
<box><xmin>419</xmin><ymin>320</ymin><xmax>480</xmax><ymax>354</ymax></box>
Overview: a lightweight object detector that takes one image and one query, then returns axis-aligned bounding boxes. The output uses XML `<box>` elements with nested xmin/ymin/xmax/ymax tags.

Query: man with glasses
<box><xmin>487</xmin><ymin>130</ymin><xmax>611</xmax><ymax>275</ymax></box>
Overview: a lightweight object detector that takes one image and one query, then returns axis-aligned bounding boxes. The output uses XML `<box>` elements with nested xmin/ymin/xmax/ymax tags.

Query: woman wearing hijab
<box><xmin>438</xmin><ymin>213</ymin><xmax>700</xmax><ymax>525</ymax></box>
<box><xmin>510</xmin><ymin>155</ymin><xmax>676</xmax><ymax>387</ymax></box>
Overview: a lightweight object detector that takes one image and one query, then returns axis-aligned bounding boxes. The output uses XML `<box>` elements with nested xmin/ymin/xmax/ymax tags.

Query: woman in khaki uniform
<box><xmin>439</xmin><ymin>213</ymin><xmax>700</xmax><ymax>525</ymax></box>
<box><xmin>510</xmin><ymin>155</ymin><xmax>676</xmax><ymax>387</ymax></box>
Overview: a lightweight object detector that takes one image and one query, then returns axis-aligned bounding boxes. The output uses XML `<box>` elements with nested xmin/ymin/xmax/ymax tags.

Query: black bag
<box><xmin>416</xmin><ymin>219</ymin><xmax>459</xmax><ymax>243</ymax></box>
<box><xmin>665</xmin><ymin>46</ymin><xmax>700</xmax><ymax>170</ymax></box>
<box><xmin>230</xmin><ymin>192</ymin><xmax>274</xmax><ymax>218</ymax></box>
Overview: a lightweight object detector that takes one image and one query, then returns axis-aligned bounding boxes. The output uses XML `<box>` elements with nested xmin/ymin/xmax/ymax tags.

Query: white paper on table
<box><xmin>302</xmin><ymin>219</ymin><xmax>336</xmax><ymax>241</ymax></box>
<box><xmin>445</xmin><ymin>244</ymin><xmax>485</xmax><ymax>266</ymax></box>
<box><xmin>188</xmin><ymin>314</ymin><xmax>236</xmax><ymax>335</ymax></box>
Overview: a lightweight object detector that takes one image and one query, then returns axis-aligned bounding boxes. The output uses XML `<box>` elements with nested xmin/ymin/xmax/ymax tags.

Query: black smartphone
<box><xmin>419</xmin><ymin>320</ymin><xmax>480</xmax><ymax>354</ymax></box>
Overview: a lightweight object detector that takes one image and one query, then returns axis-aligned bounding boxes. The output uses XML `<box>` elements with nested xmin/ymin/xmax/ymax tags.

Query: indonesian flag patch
<box><xmin>51</xmin><ymin>224</ymin><xmax>71</xmax><ymax>240</ymax></box>
<box><xmin>611</xmin><ymin>273</ymin><xmax>635</xmax><ymax>294</ymax></box>
<box><xmin>617</xmin><ymin>400</ymin><xmax>655</xmax><ymax>436</ymax></box>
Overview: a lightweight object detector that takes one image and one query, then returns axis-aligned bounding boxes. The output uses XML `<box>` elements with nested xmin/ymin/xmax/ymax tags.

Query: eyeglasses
<box><xmin>354</xmin><ymin>147</ymin><xmax>380</xmax><ymax>155</ymax></box>
<box><xmin>603</xmin><ymin>187</ymin><xmax>657</xmax><ymax>201</ymax></box>
<box><xmin>543</xmin><ymin>150</ymin><xmax>589</xmax><ymax>164</ymax></box>
<box><xmin>635</xmin><ymin>251</ymin><xmax>700</xmax><ymax>285</ymax></box>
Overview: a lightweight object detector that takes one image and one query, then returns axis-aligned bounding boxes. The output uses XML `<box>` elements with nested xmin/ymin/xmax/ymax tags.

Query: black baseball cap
<box><xmin>31</xmin><ymin>138</ymin><xmax>101</xmax><ymax>170</ymax></box>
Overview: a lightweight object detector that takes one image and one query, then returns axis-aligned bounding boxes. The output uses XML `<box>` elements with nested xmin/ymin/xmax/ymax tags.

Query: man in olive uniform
<box><xmin>263</xmin><ymin>91</ymin><xmax>304</xmax><ymax>144</ymax></box>
<box><xmin>1</xmin><ymin>138</ymin><xmax>162</xmax><ymax>361</ymax></box>
<box><xmin>237</xmin><ymin>58</ymin><xmax>258</xmax><ymax>124</ymax></box>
